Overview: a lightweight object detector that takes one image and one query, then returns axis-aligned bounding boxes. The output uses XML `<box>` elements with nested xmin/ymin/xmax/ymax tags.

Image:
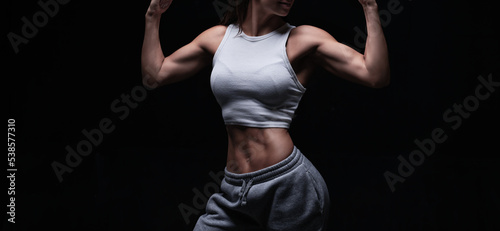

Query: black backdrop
<box><xmin>5</xmin><ymin>0</ymin><xmax>499</xmax><ymax>230</ymax></box>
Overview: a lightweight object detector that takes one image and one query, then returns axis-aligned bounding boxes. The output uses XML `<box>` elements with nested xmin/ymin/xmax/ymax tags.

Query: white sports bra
<box><xmin>211</xmin><ymin>23</ymin><xmax>306</xmax><ymax>128</ymax></box>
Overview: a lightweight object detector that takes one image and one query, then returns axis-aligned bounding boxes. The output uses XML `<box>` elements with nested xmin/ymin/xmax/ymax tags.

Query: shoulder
<box><xmin>194</xmin><ymin>25</ymin><xmax>228</xmax><ymax>55</ymax></box>
<box><xmin>200</xmin><ymin>25</ymin><xmax>228</xmax><ymax>37</ymax></box>
<box><xmin>195</xmin><ymin>25</ymin><xmax>228</xmax><ymax>43</ymax></box>
<box><xmin>289</xmin><ymin>25</ymin><xmax>338</xmax><ymax>45</ymax></box>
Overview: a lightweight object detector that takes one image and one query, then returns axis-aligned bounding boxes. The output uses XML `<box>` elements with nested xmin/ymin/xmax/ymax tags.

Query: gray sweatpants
<box><xmin>194</xmin><ymin>146</ymin><xmax>330</xmax><ymax>231</ymax></box>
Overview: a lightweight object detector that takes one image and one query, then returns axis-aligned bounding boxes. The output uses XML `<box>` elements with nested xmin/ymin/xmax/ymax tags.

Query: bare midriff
<box><xmin>225</xmin><ymin>125</ymin><xmax>295</xmax><ymax>174</ymax></box>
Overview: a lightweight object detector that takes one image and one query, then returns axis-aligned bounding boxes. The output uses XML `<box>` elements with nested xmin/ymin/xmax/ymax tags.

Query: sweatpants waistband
<box><xmin>224</xmin><ymin>146</ymin><xmax>303</xmax><ymax>186</ymax></box>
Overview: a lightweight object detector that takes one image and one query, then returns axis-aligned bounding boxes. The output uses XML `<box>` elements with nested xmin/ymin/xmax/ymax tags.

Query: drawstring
<box><xmin>238</xmin><ymin>179</ymin><xmax>254</xmax><ymax>206</ymax></box>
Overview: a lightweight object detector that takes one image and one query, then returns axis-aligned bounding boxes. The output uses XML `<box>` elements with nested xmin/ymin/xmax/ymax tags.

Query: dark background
<box><xmin>5</xmin><ymin>0</ymin><xmax>499</xmax><ymax>230</ymax></box>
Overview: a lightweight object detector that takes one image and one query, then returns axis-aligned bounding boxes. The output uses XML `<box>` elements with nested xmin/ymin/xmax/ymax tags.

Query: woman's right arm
<box><xmin>141</xmin><ymin>0</ymin><xmax>212</xmax><ymax>89</ymax></box>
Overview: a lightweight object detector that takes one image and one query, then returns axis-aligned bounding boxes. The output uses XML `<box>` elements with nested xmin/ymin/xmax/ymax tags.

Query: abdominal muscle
<box><xmin>225</xmin><ymin>125</ymin><xmax>295</xmax><ymax>174</ymax></box>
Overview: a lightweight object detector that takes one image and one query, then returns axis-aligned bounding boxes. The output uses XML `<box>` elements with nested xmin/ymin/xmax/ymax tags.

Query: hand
<box><xmin>147</xmin><ymin>0</ymin><xmax>173</xmax><ymax>16</ymax></box>
<box><xmin>358</xmin><ymin>0</ymin><xmax>378</xmax><ymax>8</ymax></box>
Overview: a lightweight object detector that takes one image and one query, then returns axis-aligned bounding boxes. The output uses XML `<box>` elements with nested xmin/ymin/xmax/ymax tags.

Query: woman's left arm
<box><xmin>309</xmin><ymin>0</ymin><xmax>390</xmax><ymax>88</ymax></box>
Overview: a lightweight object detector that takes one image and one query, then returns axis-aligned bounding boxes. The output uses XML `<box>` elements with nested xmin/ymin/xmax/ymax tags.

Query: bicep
<box><xmin>313</xmin><ymin>33</ymin><xmax>373</xmax><ymax>87</ymax></box>
<box><xmin>157</xmin><ymin>38</ymin><xmax>211</xmax><ymax>85</ymax></box>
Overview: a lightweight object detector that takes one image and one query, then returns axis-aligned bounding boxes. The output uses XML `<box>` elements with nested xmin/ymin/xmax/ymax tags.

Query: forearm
<box><xmin>363</xmin><ymin>4</ymin><xmax>390</xmax><ymax>84</ymax></box>
<box><xmin>141</xmin><ymin>12</ymin><xmax>164</xmax><ymax>88</ymax></box>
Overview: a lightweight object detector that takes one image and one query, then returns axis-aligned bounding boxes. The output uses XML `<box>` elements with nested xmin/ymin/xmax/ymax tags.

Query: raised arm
<box><xmin>308</xmin><ymin>0</ymin><xmax>390</xmax><ymax>88</ymax></box>
<box><xmin>141</xmin><ymin>0</ymin><xmax>214</xmax><ymax>89</ymax></box>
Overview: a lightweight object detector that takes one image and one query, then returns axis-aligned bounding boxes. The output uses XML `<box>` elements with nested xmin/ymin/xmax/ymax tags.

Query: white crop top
<box><xmin>211</xmin><ymin>23</ymin><xmax>306</xmax><ymax>128</ymax></box>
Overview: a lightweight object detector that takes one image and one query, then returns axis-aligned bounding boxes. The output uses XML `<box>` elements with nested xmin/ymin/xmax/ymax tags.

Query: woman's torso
<box><xmin>202</xmin><ymin>23</ymin><xmax>316</xmax><ymax>174</ymax></box>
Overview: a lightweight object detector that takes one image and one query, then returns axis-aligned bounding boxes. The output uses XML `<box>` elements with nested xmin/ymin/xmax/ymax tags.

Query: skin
<box><xmin>142</xmin><ymin>0</ymin><xmax>390</xmax><ymax>173</ymax></box>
